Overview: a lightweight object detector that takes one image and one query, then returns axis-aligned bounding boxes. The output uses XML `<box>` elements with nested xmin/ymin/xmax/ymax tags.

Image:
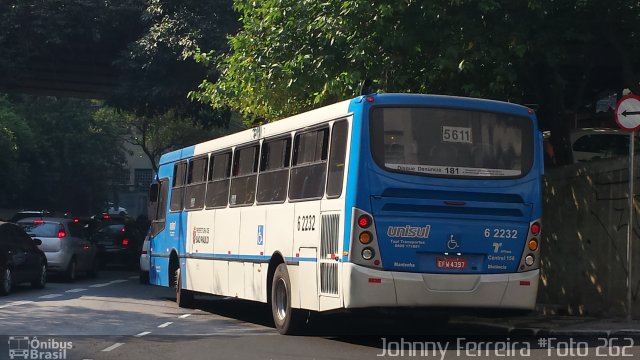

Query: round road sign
<box><xmin>615</xmin><ymin>94</ymin><xmax>640</xmax><ymax>132</ymax></box>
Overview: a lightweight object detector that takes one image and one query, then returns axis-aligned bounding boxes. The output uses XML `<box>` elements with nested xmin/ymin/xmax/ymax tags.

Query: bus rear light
<box><xmin>357</xmin><ymin>215</ymin><xmax>372</xmax><ymax>228</ymax></box>
<box><xmin>362</xmin><ymin>248</ymin><xmax>375</xmax><ymax>260</ymax></box>
<box><xmin>530</xmin><ymin>222</ymin><xmax>541</xmax><ymax>236</ymax></box>
<box><xmin>528</xmin><ymin>239</ymin><xmax>539</xmax><ymax>251</ymax></box>
<box><xmin>359</xmin><ymin>231</ymin><xmax>372</xmax><ymax>244</ymax></box>
<box><xmin>525</xmin><ymin>255</ymin><xmax>535</xmax><ymax>266</ymax></box>
<box><xmin>366</xmin><ymin>96</ymin><xmax>375</xmax><ymax>103</ymax></box>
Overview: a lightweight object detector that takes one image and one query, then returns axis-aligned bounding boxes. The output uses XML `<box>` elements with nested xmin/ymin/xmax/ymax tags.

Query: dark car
<box><xmin>0</xmin><ymin>221</ymin><xmax>47</xmax><ymax>295</ymax></box>
<box><xmin>90</xmin><ymin>215</ymin><xmax>144</xmax><ymax>268</ymax></box>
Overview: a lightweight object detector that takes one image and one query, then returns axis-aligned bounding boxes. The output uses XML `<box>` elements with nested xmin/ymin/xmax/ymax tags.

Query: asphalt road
<box><xmin>0</xmin><ymin>270</ymin><xmax>638</xmax><ymax>360</ymax></box>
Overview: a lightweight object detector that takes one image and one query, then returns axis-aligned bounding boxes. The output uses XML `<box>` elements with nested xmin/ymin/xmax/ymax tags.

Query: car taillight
<box><xmin>122</xmin><ymin>239</ymin><xmax>129</xmax><ymax>246</ymax></box>
<box><xmin>57</xmin><ymin>230</ymin><xmax>66</xmax><ymax>238</ymax></box>
<box><xmin>33</xmin><ymin>220</ymin><xmax>45</xmax><ymax>225</ymax></box>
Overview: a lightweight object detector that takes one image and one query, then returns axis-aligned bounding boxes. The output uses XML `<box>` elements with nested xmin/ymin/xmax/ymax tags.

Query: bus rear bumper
<box><xmin>343</xmin><ymin>263</ymin><xmax>538</xmax><ymax>310</ymax></box>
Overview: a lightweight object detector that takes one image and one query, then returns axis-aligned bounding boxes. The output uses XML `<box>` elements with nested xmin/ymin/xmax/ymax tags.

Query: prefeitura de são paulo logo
<box><xmin>8</xmin><ymin>336</ymin><xmax>72</xmax><ymax>360</ymax></box>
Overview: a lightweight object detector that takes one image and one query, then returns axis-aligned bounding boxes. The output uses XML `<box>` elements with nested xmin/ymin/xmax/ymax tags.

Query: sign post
<box><xmin>615</xmin><ymin>94</ymin><xmax>640</xmax><ymax>321</ymax></box>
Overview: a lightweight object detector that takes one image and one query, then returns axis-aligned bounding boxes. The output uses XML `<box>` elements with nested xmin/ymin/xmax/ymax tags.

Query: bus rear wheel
<box><xmin>175</xmin><ymin>267</ymin><xmax>194</xmax><ymax>308</ymax></box>
<box><xmin>271</xmin><ymin>263</ymin><xmax>304</xmax><ymax>335</ymax></box>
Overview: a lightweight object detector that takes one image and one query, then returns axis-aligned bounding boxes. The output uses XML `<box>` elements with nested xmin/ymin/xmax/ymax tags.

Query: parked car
<box><xmin>570</xmin><ymin>128</ymin><xmax>630</xmax><ymax>163</ymax></box>
<box><xmin>18</xmin><ymin>218</ymin><xmax>98</xmax><ymax>281</ymax></box>
<box><xmin>0</xmin><ymin>221</ymin><xmax>47</xmax><ymax>295</ymax></box>
<box><xmin>139</xmin><ymin>230</ymin><xmax>151</xmax><ymax>284</ymax></box>
<box><xmin>8</xmin><ymin>210</ymin><xmax>51</xmax><ymax>223</ymax></box>
<box><xmin>90</xmin><ymin>215</ymin><xmax>144</xmax><ymax>269</ymax></box>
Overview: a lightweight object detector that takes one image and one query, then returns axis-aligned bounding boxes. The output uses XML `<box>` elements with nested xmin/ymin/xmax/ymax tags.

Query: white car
<box><xmin>570</xmin><ymin>128</ymin><xmax>629</xmax><ymax>163</ymax></box>
<box><xmin>139</xmin><ymin>232</ymin><xmax>150</xmax><ymax>284</ymax></box>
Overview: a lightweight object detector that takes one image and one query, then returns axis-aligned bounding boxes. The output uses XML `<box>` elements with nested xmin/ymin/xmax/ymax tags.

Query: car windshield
<box><xmin>19</xmin><ymin>222</ymin><xmax>60</xmax><ymax>237</ymax></box>
<box><xmin>370</xmin><ymin>107</ymin><xmax>534</xmax><ymax>178</ymax></box>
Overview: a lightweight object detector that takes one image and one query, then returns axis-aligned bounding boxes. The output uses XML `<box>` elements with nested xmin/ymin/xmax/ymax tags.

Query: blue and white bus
<box><xmin>147</xmin><ymin>93</ymin><xmax>543</xmax><ymax>334</ymax></box>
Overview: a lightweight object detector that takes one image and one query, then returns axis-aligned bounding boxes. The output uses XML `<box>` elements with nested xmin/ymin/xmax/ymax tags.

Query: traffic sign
<box><xmin>615</xmin><ymin>94</ymin><xmax>640</xmax><ymax>131</ymax></box>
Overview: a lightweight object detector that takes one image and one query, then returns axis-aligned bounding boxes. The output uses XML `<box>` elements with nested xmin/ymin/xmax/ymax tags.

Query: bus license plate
<box><xmin>436</xmin><ymin>257</ymin><xmax>467</xmax><ymax>270</ymax></box>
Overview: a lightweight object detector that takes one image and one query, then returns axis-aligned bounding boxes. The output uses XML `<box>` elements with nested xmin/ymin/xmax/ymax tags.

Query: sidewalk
<box><xmin>450</xmin><ymin>314</ymin><xmax>640</xmax><ymax>336</ymax></box>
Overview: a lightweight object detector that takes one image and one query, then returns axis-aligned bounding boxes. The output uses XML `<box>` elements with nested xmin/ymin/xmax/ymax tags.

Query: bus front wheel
<box><xmin>271</xmin><ymin>263</ymin><xmax>304</xmax><ymax>335</ymax></box>
<box><xmin>175</xmin><ymin>267</ymin><xmax>194</xmax><ymax>308</ymax></box>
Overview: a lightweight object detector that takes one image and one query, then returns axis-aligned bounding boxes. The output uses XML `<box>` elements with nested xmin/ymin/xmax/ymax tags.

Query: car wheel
<box><xmin>31</xmin><ymin>262</ymin><xmax>47</xmax><ymax>289</ymax></box>
<box><xmin>175</xmin><ymin>267</ymin><xmax>193</xmax><ymax>308</ymax></box>
<box><xmin>65</xmin><ymin>258</ymin><xmax>77</xmax><ymax>282</ymax></box>
<box><xmin>87</xmin><ymin>258</ymin><xmax>99</xmax><ymax>279</ymax></box>
<box><xmin>0</xmin><ymin>266</ymin><xmax>11</xmax><ymax>296</ymax></box>
<box><xmin>271</xmin><ymin>263</ymin><xmax>304</xmax><ymax>335</ymax></box>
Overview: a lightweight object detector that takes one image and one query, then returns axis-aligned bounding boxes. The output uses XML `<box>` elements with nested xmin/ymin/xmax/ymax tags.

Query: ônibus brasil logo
<box><xmin>8</xmin><ymin>336</ymin><xmax>72</xmax><ymax>360</ymax></box>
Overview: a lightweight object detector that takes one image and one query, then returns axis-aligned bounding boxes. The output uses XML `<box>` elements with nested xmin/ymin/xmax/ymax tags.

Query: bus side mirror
<box><xmin>149</xmin><ymin>183</ymin><xmax>159</xmax><ymax>202</ymax></box>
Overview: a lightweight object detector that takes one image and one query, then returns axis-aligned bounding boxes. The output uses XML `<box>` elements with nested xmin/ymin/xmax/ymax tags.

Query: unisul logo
<box><xmin>8</xmin><ymin>336</ymin><xmax>72</xmax><ymax>360</ymax></box>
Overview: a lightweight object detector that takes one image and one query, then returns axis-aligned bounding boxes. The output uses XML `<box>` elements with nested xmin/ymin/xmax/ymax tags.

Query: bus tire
<box><xmin>175</xmin><ymin>267</ymin><xmax>194</xmax><ymax>308</ymax></box>
<box><xmin>271</xmin><ymin>263</ymin><xmax>303</xmax><ymax>335</ymax></box>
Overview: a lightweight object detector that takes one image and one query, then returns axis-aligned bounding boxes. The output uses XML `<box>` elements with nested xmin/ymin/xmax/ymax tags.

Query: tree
<box><xmin>110</xmin><ymin>0</ymin><xmax>238</xmax><ymax>121</ymax></box>
<box><xmin>194</xmin><ymin>0</ymin><xmax>640</xmax><ymax>153</ymax></box>
<box><xmin>0</xmin><ymin>95</ymin><xmax>127</xmax><ymax>214</ymax></box>
<box><xmin>94</xmin><ymin>107</ymin><xmax>238</xmax><ymax>174</ymax></box>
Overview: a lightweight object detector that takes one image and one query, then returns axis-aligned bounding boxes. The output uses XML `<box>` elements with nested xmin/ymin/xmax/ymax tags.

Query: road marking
<box><xmin>0</xmin><ymin>300</ymin><xmax>34</xmax><ymax>309</ymax></box>
<box><xmin>158</xmin><ymin>322</ymin><xmax>173</xmax><ymax>328</ymax></box>
<box><xmin>134</xmin><ymin>331</ymin><xmax>151</xmax><ymax>337</ymax></box>
<box><xmin>38</xmin><ymin>294</ymin><xmax>63</xmax><ymax>299</ymax></box>
<box><xmin>65</xmin><ymin>288</ymin><xmax>87</xmax><ymax>293</ymax></box>
<box><xmin>101</xmin><ymin>343</ymin><xmax>125</xmax><ymax>352</ymax></box>
<box><xmin>89</xmin><ymin>279</ymin><xmax>128</xmax><ymax>288</ymax></box>
<box><xmin>178</xmin><ymin>314</ymin><xmax>191</xmax><ymax>319</ymax></box>
<box><xmin>129</xmin><ymin>276</ymin><xmax>138</xmax><ymax>279</ymax></box>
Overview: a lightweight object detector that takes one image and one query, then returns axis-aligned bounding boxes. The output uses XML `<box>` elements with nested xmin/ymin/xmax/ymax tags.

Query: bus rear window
<box><xmin>370</xmin><ymin>107</ymin><xmax>533</xmax><ymax>178</ymax></box>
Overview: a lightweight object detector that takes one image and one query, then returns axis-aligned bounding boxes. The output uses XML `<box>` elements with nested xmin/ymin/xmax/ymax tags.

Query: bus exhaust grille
<box><xmin>320</xmin><ymin>214</ymin><xmax>339</xmax><ymax>295</ymax></box>
<box><xmin>320</xmin><ymin>263</ymin><xmax>338</xmax><ymax>295</ymax></box>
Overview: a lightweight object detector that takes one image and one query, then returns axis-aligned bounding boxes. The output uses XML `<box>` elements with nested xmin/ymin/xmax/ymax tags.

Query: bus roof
<box><xmin>159</xmin><ymin>94</ymin><xmax>534</xmax><ymax>165</ymax></box>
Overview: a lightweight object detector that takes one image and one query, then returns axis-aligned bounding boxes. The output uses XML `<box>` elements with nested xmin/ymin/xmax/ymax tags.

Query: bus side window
<box><xmin>205</xmin><ymin>151</ymin><xmax>232</xmax><ymax>208</ymax></box>
<box><xmin>151</xmin><ymin>178</ymin><xmax>169</xmax><ymax>236</ymax></box>
<box><xmin>289</xmin><ymin>127</ymin><xmax>329</xmax><ymax>200</ymax></box>
<box><xmin>257</xmin><ymin>136</ymin><xmax>291</xmax><ymax>204</ymax></box>
<box><xmin>185</xmin><ymin>156</ymin><xmax>207</xmax><ymax>210</ymax></box>
<box><xmin>170</xmin><ymin>162</ymin><xmax>187</xmax><ymax>211</ymax></box>
<box><xmin>326</xmin><ymin>120</ymin><xmax>348</xmax><ymax>198</ymax></box>
<box><xmin>229</xmin><ymin>144</ymin><xmax>259</xmax><ymax>206</ymax></box>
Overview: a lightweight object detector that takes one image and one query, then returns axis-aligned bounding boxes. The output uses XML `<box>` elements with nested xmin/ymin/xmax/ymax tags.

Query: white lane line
<box><xmin>178</xmin><ymin>314</ymin><xmax>191</xmax><ymax>319</ymax></box>
<box><xmin>38</xmin><ymin>294</ymin><xmax>63</xmax><ymax>299</ymax></box>
<box><xmin>134</xmin><ymin>331</ymin><xmax>151</xmax><ymax>337</ymax></box>
<box><xmin>128</xmin><ymin>276</ymin><xmax>138</xmax><ymax>280</ymax></box>
<box><xmin>0</xmin><ymin>300</ymin><xmax>34</xmax><ymax>309</ymax></box>
<box><xmin>89</xmin><ymin>279</ymin><xmax>128</xmax><ymax>288</ymax></box>
<box><xmin>101</xmin><ymin>343</ymin><xmax>125</xmax><ymax>352</ymax></box>
<box><xmin>158</xmin><ymin>322</ymin><xmax>173</xmax><ymax>328</ymax></box>
<box><xmin>65</xmin><ymin>288</ymin><xmax>87</xmax><ymax>293</ymax></box>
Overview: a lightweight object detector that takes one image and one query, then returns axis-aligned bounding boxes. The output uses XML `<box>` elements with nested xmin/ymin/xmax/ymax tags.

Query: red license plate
<box><xmin>436</xmin><ymin>257</ymin><xmax>467</xmax><ymax>269</ymax></box>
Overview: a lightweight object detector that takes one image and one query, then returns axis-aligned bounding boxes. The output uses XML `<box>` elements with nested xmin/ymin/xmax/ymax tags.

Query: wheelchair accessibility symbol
<box><xmin>447</xmin><ymin>235</ymin><xmax>460</xmax><ymax>250</ymax></box>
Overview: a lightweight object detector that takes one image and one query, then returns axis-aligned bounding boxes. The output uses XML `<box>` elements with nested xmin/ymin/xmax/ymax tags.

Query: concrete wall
<box><xmin>540</xmin><ymin>157</ymin><xmax>640</xmax><ymax>317</ymax></box>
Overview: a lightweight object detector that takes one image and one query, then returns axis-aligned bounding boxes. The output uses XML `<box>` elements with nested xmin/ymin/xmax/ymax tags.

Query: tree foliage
<box><xmin>0</xmin><ymin>95</ymin><xmax>126</xmax><ymax>214</ymax></box>
<box><xmin>194</xmin><ymin>0</ymin><xmax>640</xmax><ymax>134</ymax></box>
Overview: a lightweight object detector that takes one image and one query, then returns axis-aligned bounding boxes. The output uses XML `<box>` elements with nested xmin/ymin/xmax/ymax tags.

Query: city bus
<box><xmin>146</xmin><ymin>93</ymin><xmax>543</xmax><ymax>334</ymax></box>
